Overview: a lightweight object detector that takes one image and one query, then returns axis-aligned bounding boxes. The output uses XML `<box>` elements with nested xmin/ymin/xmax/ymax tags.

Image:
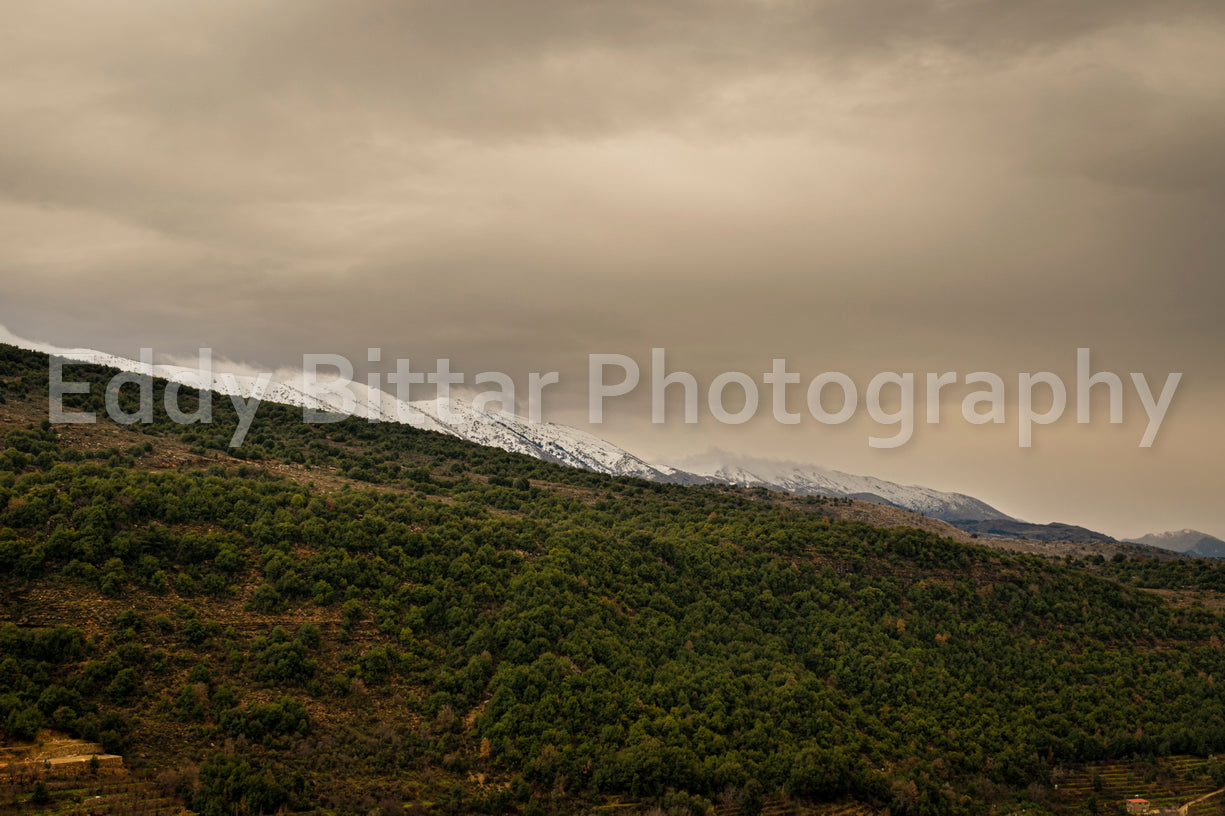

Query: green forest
<box><xmin>2</xmin><ymin>343</ymin><xmax>1225</xmax><ymax>816</ymax></box>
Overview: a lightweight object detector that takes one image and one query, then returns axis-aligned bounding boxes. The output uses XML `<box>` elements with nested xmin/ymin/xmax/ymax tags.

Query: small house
<box><xmin>1126</xmin><ymin>799</ymin><xmax>1151</xmax><ymax>815</ymax></box>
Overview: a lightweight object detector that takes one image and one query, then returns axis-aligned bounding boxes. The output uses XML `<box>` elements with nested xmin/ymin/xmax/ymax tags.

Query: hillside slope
<box><xmin>3</xmin><ymin>344</ymin><xmax>1225</xmax><ymax>816</ymax></box>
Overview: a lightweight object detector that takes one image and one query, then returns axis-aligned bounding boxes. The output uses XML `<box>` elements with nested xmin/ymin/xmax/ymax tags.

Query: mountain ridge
<box><xmin>1128</xmin><ymin>529</ymin><xmax>1225</xmax><ymax>559</ymax></box>
<box><xmin>0</xmin><ymin>331</ymin><xmax>1170</xmax><ymax>543</ymax></box>
<box><xmin>675</xmin><ymin>449</ymin><xmax>1013</xmax><ymax>522</ymax></box>
<box><xmin>0</xmin><ymin>331</ymin><xmax>1010</xmax><ymax>518</ymax></box>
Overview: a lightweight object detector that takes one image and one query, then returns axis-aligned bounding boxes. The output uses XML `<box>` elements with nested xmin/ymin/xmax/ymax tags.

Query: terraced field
<box><xmin>1055</xmin><ymin>757</ymin><xmax>1224</xmax><ymax>816</ymax></box>
<box><xmin>588</xmin><ymin>793</ymin><xmax>887</xmax><ymax>815</ymax></box>
<box><xmin>0</xmin><ymin>735</ymin><xmax>189</xmax><ymax>816</ymax></box>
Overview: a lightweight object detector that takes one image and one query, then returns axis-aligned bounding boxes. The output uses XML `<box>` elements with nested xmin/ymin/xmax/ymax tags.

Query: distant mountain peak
<box><xmin>1126</xmin><ymin>529</ymin><xmax>1225</xmax><ymax>558</ymax></box>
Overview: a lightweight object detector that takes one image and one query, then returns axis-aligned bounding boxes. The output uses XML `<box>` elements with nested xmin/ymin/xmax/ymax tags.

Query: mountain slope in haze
<box><xmin>677</xmin><ymin>450</ymin><xmax>1014</xmax><ymax>522</ymax></box>
<box><xmin>1129</xmin><ymin>529</ymin><xmax>1225</xmax><ymax>558</ymax></box>
<box><xmin>951</xmin><ymin>518</ymin><xmax>1118</xmax><ymax>544</ymax></box>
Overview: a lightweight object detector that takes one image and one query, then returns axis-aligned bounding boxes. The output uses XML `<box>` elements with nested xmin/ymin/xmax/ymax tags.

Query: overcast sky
<box><xmin>3</xmin><ymin>0</ymin><xmax>1223</xmax><ymax>539</ymax></box>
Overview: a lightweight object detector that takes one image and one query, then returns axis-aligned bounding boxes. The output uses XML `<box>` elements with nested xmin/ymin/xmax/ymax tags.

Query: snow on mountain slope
<box><xmin>0</xmin><ymin>330</ymin><xmax>675</xmax><ymax>481</ymax></box>
<box><xmin>439</xmin><ymin>404</ymin><xmax>682</xmax><ymax>481</ymax></box>
<box><xmin>674</xmin><ymin>451</ymin><xmax>1014</xmax><ymax>522</ymax></box>
<box><xmin>22</xmin><ymin>342</ymin><xmax>440</xmax><ymax>431</ymax></box>
<box><xmin>1</xmin><ymin>328</ymin><xmax>1006</xmax><ymax>516</ymax></box>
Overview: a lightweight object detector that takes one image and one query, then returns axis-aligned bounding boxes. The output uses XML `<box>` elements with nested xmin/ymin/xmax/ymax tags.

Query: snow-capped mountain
<box><xmin>675</xmin><ymin>451</ymin><xmax>1013</xmax><ymax>522</ymax></box>
<box><xmin>1127</xmin><ymin>529</ymin><xmax>1225</xmax><ymax>558</ymax></box>
<box><xmin>0</xmin><ymin>330</ymin><xmax>678</xmax><ymax>482</ymax></box>
<box><xmin>2</xmin><ymin>328</ymin><xmax>1012</xmax><ymax>520</ymax></box>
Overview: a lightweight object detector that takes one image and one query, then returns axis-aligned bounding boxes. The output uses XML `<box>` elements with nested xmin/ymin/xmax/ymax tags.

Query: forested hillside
<box><xmin>3</xmin><ymin>343</ymin><xmax>1225</xmax><ymax>816</ymax></box>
